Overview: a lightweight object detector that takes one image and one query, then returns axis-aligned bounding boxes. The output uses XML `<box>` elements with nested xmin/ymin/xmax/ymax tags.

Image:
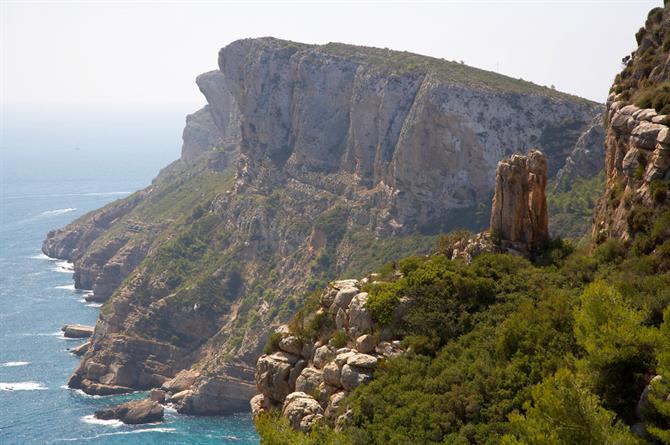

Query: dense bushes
<box><xmin>258</xmin><ymin>202</ymin><xmax>670</xmax><ymax>444</ymax></box>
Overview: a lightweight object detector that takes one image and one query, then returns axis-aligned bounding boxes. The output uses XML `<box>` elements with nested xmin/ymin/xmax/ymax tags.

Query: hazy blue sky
<box><xmin>1</xmin><ymin>0</ymin><xmax>662</xmax><ymax>112</ymax></box>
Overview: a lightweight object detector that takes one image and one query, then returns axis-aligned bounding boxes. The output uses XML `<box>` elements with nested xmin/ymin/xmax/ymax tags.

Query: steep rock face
<box><xmin>490</xmin><ymin>150</ymin><xmax>549</xmax><ymax>251</ymax></box>
<box><xmin>220</xmin><ymin>38</ymin><xmax>599</xmax><ymax>232</ymax></box>
<box><xmin>554</xmin><ymin>114</ymin><xmax>606</xmax><ymax>192</ymax></box>
<box><xmin>593</xmin><ymin>5</ymin><xmax>670</xmax><ymax>241</ymax></box>
<box><xmin>46</xmin><ymin>38</ymin><xmax>601</xmax><ymax>411</ymax></box>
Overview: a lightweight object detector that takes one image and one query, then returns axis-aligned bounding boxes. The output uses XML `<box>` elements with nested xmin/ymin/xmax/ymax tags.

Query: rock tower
<box><xmin>490</xmin><ymin>149</ymin><xmax>549</xmax><ymax>251</ymax></box>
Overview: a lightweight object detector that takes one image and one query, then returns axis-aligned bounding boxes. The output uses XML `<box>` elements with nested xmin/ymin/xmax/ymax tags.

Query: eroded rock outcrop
<box><xmin>253</xmin><ymin>277</ymin><xmax>403</xmax><ymax>431</ymax></box>
<box><xmin>490</xmin><ymin>150</ymin><xmax>549</xmax><ymax>252</ymax></box>
<box><xmin>592</xmin><ymin>5</ymin><xmax>670</xmax><ymax>242</ymax></box>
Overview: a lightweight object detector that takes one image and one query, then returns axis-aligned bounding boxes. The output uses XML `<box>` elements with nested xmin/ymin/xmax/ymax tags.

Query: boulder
<box><xmin>313</xmin><ymin>345</ymin><xmax>335</xmax><ymax>369</ymax></box>
<box><xmin>316</xmin><ymin>382</ymin><xmax>339</xmax><ymax>405</ymax></box>
<box><xmin>69</xmin><ymin>341</ymin><xmax>90</xmax><ymax>356</ymax></box>
<box><xmin>632</xmin><ymin>122</ymin><xmax>665</xmax><ymax>149</ymax></box>
<box><xmin>95</xmin><ymin>398</ymin><xmax>164</xmax><ymax>425</ymax></box>
<box><xmin>281</xmin><ymin>392</ymin><xmax>324</xmax><ymax>432</ymax></box>
<box><xmin>323</xmin><ymin>362</ymin><xmax>342</xmax><ymax>387</ymax></box>
<box><xmin>148</xmin><ymin>388</ymin><xmax>166</xmax><ymax>403</ymax></box>
<box><xmin>170</xmin><ymin>389</ymin><xmax>193</xmax><ymax>402</ymax></box>
<box><xmin>348</xmin><ymin>292</ymin><xmax>373</xmax><ymax>334</ymax></box>
<box><xmin>179</xmin><ymin>376</ymin><xmax>255</xmax><ymax>415</ymax></box>
<box><xmin>255</xmin><ymin>352</ymin><xmax>298</xmax><ymax>402</ymax></box>
<box><xmin>61</xmin><ymin>324</ymin><xmax>94</xmax><ymax>339</ymax></box>
<box><xmin>278</xmin><ymin>335</ymin><xmax>303</xmax><ymax>356</ymax></box>
<box><xmin>658</xmin><ymin>127</ymin><xmax>670</xmax><ymax>145</ymax></box>
<box><xmin>288</xmin><ymin>359</ymin><xmax>307</xmax><ymax>391</ymax></box>
<box><xmin>161</xmin><ymin>369</ymin><xmax>201</xmax><ymax>393</ymax></box>
<box><xmin>250</xmin><ymin>393</ymin><xmax>266</xmax><ymax>418</ymax></box>
<box><xmin>340</xmin><ymin>364</ymin><xmax>372</xmax><ymax>391</ymax></box>
<box><xmin>329</xmin><ymin>286</ymin><xmax>360</xmax><ymax>314</ymax></box>
<box><xmin>347</xmin><ymin>353</ymin><xmax>378</xmax><ymax>369</ymax></box>
<box><xmin>295</xmin><ymin>367</ymin><xmax>323</xmax><ymax>395</ymax></box>
<box><xmin>325</xmin><ymin>391</ymin><xmax>347</xmax><ymax>419</ymax></box>
<box><xmin>355</xmin><ymin>334</ymin><xmax>376</xmax><ymax>354</ymax></box>
<box><xmin>335</xmin><ymin>307</ymin><xmax>348</xmax><ymax>330</ymax></box>
<box><xmin>334</xmin><ymin>350</ymin><xmax>356</xmax><ymax>367</ymax></box>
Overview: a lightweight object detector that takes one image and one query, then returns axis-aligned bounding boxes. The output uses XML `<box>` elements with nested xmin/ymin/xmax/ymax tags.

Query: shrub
<box><xmin>331</xmin><ymin>330</ymin><xmax>348</xmax><ymax>348</ymax></box>
<box><xmin>650</xmin><ymin>180</ymin><xmax>668</xmax><ymax>204</ymax></box>
<box><xmin>264</xmin><ymin>332</ymin><xmax>283</xmax><ymax>354</ymax></box>
<box><xmin>503</xmin><ymin>368</ymin><xmax>639</xmax><ymax>445</ymax></box>
<box><xmin>627</xmin><ymin>204</ymin><xmax>653</xmax><ymax>234</ymax></box>
<box><xmin>573</xmin><ymin>281</ymin><xmax>657</xmax><ymax>418</ymax></box>
<box><xmin>651</xmin><ymin>210</ymin><xmax>670</xmax><ymax>245</ymax></box>
<box><xmin>593</xmin><ymin>238</ymin><xmax>627</xmax><ymax>264</ymax></box>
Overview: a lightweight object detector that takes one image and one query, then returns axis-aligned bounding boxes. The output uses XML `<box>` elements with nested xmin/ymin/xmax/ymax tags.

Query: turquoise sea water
<box><xmin>0</xmin><ymin>109</ymin><xmax>259</xmax><ymax>444</ymax></box>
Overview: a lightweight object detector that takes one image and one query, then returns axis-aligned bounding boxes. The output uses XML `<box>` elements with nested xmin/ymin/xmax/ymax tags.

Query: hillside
<box><xmin>44</xmin><ymin>38</ymin><xmax>601</xmax><ymax>412</ymax></box>
<box><xmin>252</xmin><ymin>4</ymin><xmax>670</xmax><ymax>444</ymax></box>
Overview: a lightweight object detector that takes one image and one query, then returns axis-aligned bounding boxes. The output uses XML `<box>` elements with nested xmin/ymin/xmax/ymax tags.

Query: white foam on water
<box><xmin>86</xmin><ymin>302</ymin><xmax>103</xmax><ymax>308</ymax></box>
<box><xmin>55</xmin><ymin>427</ymin><xmax>178</xmax><ymax>442</ymax></box>
<box><xmin>1</xmin><ymin>361</ymin><xmax>30</xmax><ymax>367</ymax></box>
<box><xmin>41</xmin><ymin>208</ymin><xmax>77</xmax><ymax>216</ymax></box>
<box><xmin>29</xmin><ymin>253</ymin><xmax>54</xmax><ymax>260</ymax></box>
<box><xmin>0</xmin><ymin>381</ymin><xmax>47</xmax><ymax>391</ymax></box>
<box><xmin>63</xmin><ymin>387</ymin><xmax>103</xmax><ymax>399</ymax></box>
<box><xmin>53</xmin><ymin>261</ymin><xmax>74</xmax><ymax>273</ymax></box>
<box><xmin>56</xmin><ymin>284</ymin><xmax>76</xmax><ymax>290</ymax></box>
<box><xmin>80</xmin><ymin>415</ymin><xmax>123</xmax><ymax>427</ymax></box>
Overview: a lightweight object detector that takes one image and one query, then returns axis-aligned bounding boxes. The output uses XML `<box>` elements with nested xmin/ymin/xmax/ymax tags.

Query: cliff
<box><xmin>593</xmin><ymin>5</ymin><xmax>670</xmax><ymax>242</ymax></box>
<box><xmin>43</xmin><ymin>38</ymin><xmax>601</xmax><ymax>411</ymax></box>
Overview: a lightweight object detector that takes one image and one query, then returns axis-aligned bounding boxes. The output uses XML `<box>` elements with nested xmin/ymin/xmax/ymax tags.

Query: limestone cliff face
<box><xmin>554</xmin><ymin>114</ymin><xmax>606</xmax><ymax>192</ymax></box>
<box><xmin>45</xmin><ymin>38</ymin><xmax>601</xmax><ymax>411</ymax></box>
<box><xmin>490</xmin><ymin>150</ymin><xmax>549</xmax><ymax>251</ymax></box>
<box><xmin>593</xmin><ymin>5</ymin><xmax>670</xmax><ymax>241</ymax></box>
<box><xmin>220</xmin><ymin>38</ymin><xmax>599</xmax><ymax>232</ymax></box>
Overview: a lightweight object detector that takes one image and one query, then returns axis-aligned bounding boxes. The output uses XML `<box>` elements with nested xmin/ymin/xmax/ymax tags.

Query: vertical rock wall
<box><xmin>490</xmin><ymin>150</ymin><xmax>549</xmax><ymax>251</ymax></box>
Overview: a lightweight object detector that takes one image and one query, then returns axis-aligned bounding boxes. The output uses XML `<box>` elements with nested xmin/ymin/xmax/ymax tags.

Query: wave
<box><xmin>86</xmin><ymin>302</ymin><xmax>103</xmax><ymax>308</ymax></box>
<box><xmin>1</xmin><ymin>361</ymin><xmax>30</xmax><ymax>367</ymax></box>
<box><xmin>0</xmin><ymin>381</ymin><xmax>47</xmax><ymax>391</ymax></box>
<box><xmin>41</xmin><ymin>208</ymin><xmax>76</xmax><ymax>216</ymax></box>
<box><xmin>56</xmin><ymin>284</ymin><xmax>76</xmax><ymax>290</ymax></box>
<box><xmin>29</xmin><ymin>253</ymin><xmax>55</xmax><ymax>260</ymax></box>
<box><xmin>61</xmin><ymin>385</ymin><xmax>103</xmax><ymax>399</ymax></box>
<box><xmin>80</xmin><ymin>415</ymin><xmax>123</xmax><ymax>427</ymax></box>
<box><xmin>55</xmin><ymin>427</ymin><xmax>177</xmax><ymax>442</ymax></box>
<box><xmin>53</xmin><ymin>261</ymin><xmax>74</xmax><ymax>273</ymax></box>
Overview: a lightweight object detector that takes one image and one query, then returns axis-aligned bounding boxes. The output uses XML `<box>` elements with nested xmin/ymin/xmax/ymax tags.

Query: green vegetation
<box><xmin>258</xmin><ymin>198</ymin><xmax>670</xmax><ymax>444</ymax></box>
<box><xmin>547</xmin><ymin>172</ymin><xmax>605</xmax><ymax>240</ymax></box>
<box><xmin>614</xmin><ymin>7</ymin><xmax>670</xmax><ymax>114</ymax></box>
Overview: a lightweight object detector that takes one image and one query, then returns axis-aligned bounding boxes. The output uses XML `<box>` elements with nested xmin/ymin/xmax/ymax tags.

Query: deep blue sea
<box><xmin>0</xmin><ymin>108</ymin><xmax>259</xmax><ymax>444</ymax></box>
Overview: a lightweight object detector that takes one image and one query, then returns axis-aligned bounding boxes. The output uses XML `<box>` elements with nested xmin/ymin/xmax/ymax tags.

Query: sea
<box><xmin>0</xmin><ymin>107</ymin><xmax>259</xmax><ymax>444</ymax></box>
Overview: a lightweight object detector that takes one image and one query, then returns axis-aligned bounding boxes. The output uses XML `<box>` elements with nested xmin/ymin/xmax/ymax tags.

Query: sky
<box><xmin>1</xmin><ymin>0</ymin><xmax>663</xmax><ymax>114</ymax></box>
